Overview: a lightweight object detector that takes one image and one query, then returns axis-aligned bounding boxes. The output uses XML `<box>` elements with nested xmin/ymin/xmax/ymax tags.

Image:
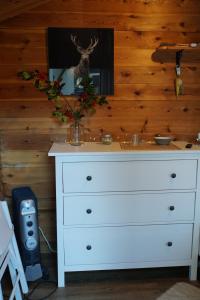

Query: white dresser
<box><xmin>48</xmin><ymin>142</ymin><xmax>200</xmax><ymax>287</ymax></box>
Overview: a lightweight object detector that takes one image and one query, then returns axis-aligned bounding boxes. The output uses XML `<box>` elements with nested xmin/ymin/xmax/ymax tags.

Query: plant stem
<box><xmin>63</xmin><ymin>97</ymin><xmax>74</xmax><ymax>114</ymax></box>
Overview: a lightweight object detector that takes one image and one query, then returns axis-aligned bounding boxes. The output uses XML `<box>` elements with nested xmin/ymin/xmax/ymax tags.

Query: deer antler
<box><xmin>71</xmin><ymin>34</ymin><xmax>98</xmax><ymax>54</ymax></box>
<box><xmin>70</xmin><ymin>35</ymin><xmax>83</xmax><ymax>53</ymax></box>
<box><xmin>87</xmin><ymin>37</ymin><xmax>99</xmax><ymax>54</ymax></box>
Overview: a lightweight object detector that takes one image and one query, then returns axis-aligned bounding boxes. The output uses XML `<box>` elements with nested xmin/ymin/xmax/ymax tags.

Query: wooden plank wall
<box><xmin>1</xmin><ymin>0</ymin><xmax>200</xmax><ymax>252</ymax></box>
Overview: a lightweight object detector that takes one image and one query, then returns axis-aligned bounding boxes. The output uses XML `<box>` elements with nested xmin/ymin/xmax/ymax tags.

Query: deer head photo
<box><xmin>48</xmin><ymin>28</ymin><xmax>114</xmax><ymax>95</ymax></box>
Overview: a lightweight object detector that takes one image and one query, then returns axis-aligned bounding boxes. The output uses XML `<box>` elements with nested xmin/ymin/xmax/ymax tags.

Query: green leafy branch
<box><xmin>18</xmin><ymin>70</ymin><xmax>109</xmax><ymax>123</ymax></box>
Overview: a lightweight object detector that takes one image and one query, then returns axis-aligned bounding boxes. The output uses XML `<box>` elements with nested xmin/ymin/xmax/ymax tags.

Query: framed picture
<box><xmin>48</xmin><ymin>27</ymin><xmax>114</xmax><ymax>95</ymax></box>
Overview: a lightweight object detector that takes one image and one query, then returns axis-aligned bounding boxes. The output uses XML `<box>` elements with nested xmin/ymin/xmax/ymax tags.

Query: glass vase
<box><xmin>69</xmin><ymin>120</ymin><xmax>84</xmax><ymax>146</ymax></box>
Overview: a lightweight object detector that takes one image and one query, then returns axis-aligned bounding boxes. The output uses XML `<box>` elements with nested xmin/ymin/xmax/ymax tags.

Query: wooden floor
<box><xmin>2</xmin><ymin>255</ymin><xmax>200</xmax><ymax>299</ymax></box>
<box><xmin>25</xmin><ymin>257</ymin><xmax>200</xmax><ymax>300</ymax></box>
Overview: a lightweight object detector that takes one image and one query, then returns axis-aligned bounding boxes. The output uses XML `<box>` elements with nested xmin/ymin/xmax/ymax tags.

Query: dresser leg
<box><xmin>57</xmin><ymin>251</ymin><xmax>65</xmax><ymax>287</ymax></box>
<box><xmin>189</xmin><ymin>264</ymin><xmax>198</xmax><ymax>281</ymax></box>
<box><xmin>57</xmin><ymin>270</ymin><xmax>65</xmax><ymax>287</ymax></box>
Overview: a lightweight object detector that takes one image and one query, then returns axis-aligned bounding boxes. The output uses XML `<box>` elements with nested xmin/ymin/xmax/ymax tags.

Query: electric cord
<box><xmin>39</xmin><ymin>226</ymin><xmax>57</xmax><ymax>253</ymax></box>
<box><xmin>23</xmin><ymin>279</ymin><xmax>57</xmax><ymax>300</ymax></box>
<box><xmin>3</xmin><ymin>279</ymin><xmax>57</xmax><ymax>300</ymax></box>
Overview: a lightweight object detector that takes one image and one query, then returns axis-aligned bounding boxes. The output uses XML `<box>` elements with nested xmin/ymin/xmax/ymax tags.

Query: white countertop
<box><xmin>48</xmin><ymin>141</ymin><xmax>200</xmax><ymax>156</ymax></box>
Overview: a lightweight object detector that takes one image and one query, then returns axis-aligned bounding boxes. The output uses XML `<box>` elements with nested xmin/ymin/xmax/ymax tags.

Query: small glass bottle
<box><xmin>69</xmin><ymin>120</ymin><xmax>84</xmax><ymax>146</ymax></box>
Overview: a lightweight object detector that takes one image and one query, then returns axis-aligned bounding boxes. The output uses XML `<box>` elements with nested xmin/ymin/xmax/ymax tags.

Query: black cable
<box><xmin>3</xmin><ymin>280</ymin><xmax>57</xmax><ymax>300</ymax></box>
<box><xmin>23</xmin><ymin>279</ymin><xmax>57</xmax><ymax>300</ymax></box>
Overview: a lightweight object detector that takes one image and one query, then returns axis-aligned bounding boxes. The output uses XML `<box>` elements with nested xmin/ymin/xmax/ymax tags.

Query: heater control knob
<box><xmin>26</xmin><ymin>221</ymin><xmax>33</xmax><ymax>227</ymax></box>
<box><xmin>25</xmin><ymin>237</ymin><xmax>37</xmax><ymax>250</ymax></box>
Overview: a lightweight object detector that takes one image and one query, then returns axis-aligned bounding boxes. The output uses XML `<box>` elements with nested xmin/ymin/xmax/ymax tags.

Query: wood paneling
<box><xmin>2</xmin><ymin>12</ymin><xmax>200</xmax><ymax>32</ymax></box>
<box><xmin>35</xmin><ymin>0</ymin><xmax>200</xmax><ymax>14</ymax></box>
<box><xmin>115</xmin><ymin>66</ymin><xmax>200</xmax><ymax>84</ymax></box>
<box><xmin>1</xmin><ymin>29</ymin><xmax>200</xmax><ymax>49</ymax></box>
<box><xmin>0</xmin><ymin>0</ymin><xmax>51</xmax><ymax>22</ymax></box>
<box><xmin>1</xmin><ymin>64</ymin><xmax>200</xmax><ymax>84</ymax></box>
<box><xmin>1</xmin><ymin>0</ymin><xmax>200</xmax><ymax>252</ymax></box>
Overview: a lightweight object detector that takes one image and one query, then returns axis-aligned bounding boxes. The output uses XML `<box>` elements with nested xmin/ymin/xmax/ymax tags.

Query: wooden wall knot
<box><xmin>129</xmin><ymin>15</ymin><xmax>138</xmax><ymax>19</ymax></box>
<box><xmin>134</xmin><ymin>90</ymin><xmax>141</xmax><ymax>96</ymax></box>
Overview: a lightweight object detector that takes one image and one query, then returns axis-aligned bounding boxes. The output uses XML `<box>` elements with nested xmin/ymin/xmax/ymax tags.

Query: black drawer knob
<box><xmin>86</xmin><ymin>245</ymin><xmax>92</xmax><ymax>250</ymax></box>
<box><xmin>171</xmin><ymin>173</ymin><xmax>176</xmax><ymax>178</ymax></box>
<box><xmin>86</xmin><ymin>175</ymin><xmax>92</xmax><ymax>181</ymax></box>
<box><xmin>86</xmin><ymin>209</ymin><xmax>92</xmax><ymax>214</ymax></box>
<box><xmin>169</xmin><ymin>205</ymin><xmax>175</xmax><ymax>211</ymax></box>
<box><xmin>167</xmin><ymin>241</ymin><xmax>173</xmax><ymax>247</ymax></box>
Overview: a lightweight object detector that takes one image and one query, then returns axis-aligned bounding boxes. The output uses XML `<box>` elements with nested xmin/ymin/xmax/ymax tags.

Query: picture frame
<box><xmin>48</xmin><ymin>27</ymin><xmax>114</xmax><ymax>95</ymax></box>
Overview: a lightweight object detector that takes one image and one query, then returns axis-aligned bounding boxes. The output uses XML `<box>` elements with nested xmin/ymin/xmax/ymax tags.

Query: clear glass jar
<box><xmin>69</xmin><ymin>120</ymin><xmax>84</xmax><ymax>146</ymax></box>
<box><xmin>101</xmin><ymin>134</ymin><xmax>113</xmax><ymax>145</ymax></box>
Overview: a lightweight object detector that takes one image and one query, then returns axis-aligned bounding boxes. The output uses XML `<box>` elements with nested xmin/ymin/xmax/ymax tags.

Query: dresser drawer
<box><xmin>64</xmin><ymin>224</ymin><xmax>193</xmax><ymax>266</ymax></box>
<box><xmin>62</xmin><ymin>160</ymin><xmax>197</xmax><ymax>193</ymax></box>
<box><xmin>63</xmin><ymin>192</ymin><xmax>195</xmax><ymax>225</ymax></box>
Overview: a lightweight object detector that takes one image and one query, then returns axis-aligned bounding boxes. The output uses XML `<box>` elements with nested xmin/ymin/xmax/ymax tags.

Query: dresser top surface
<box><xmin>48</xmin><ymin>141</ymin><xmax>200</xmax><ymax>156</ymax></box>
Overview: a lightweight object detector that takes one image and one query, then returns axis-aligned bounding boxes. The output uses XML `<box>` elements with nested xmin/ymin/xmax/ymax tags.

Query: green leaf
<box><xmin>52</xmin><ymin>111</ymin><xmax>62</xmax><ymax>117</ymax></box>
<box><xmin>61</xmin><ymin>115</ymin><xmax>67</xmax><ymax>123</ymax></box>
<box><xmin>88</xmin><ymin>107</ymin><xmax>96</xmax><ymax>115</ymax></box>
<box><xmin>98</xmin><ymin>96</ymin><xmax>108</xmax><ymax>105</ymax></box>
<box><xmin>17</xmin><ymin>71</ymin><xmax>33</xmax><ymax>80</ymax></box>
